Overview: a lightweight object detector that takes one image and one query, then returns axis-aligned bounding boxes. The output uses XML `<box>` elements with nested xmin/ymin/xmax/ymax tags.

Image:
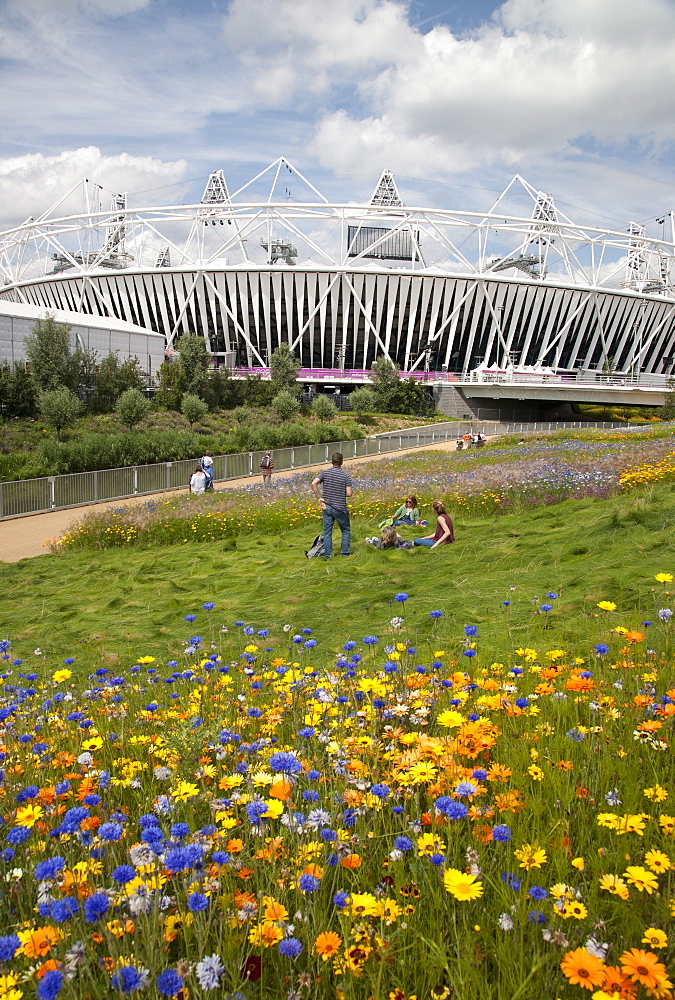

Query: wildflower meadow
<box><xmin>0</xmin><ymin>425</ymin><xmax>674</xmax><ymax>1000</ymax></box>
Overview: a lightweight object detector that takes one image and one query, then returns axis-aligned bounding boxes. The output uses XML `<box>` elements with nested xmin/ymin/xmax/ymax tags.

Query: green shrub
<box><xmin>181</xmin><ymin>393</ymin><xmax>209</xmax><ymax>428</ymax></box>
<box><xmin>311</xmin><ymin>395</ymin><xmax>337</xmax><ymax>422</ymax></box>
<box><xmin>272</xmin><ymin>390</ymin><xmax>300</xmax><ymax>421</ymax></box>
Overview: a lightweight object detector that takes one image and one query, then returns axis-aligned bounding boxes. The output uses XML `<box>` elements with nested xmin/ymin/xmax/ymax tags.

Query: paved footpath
<box><xmin>0</xmin><ymin>438</ymin><xmax>491</xmax><ymax>563</ymax></box>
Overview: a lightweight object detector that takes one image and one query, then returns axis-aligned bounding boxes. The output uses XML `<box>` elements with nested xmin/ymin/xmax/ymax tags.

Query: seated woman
<box><xmin>189</xmin><ymin>466</ymin><xmax>207</xmax><ymax>496</ymax></box>
<box><xmin>391</xmin><ymin>495</ymin><xmax>420</xmax><ymax>526</ymax></box>
<box><xmin>413</xmin><ymin>500</ymin><xmax>454</xmax><ymax>548</ymax></box>
<box><xmin>365</xmin><ymin>525</ymin><xmax>413</xmax><ymax>550</ymax></box>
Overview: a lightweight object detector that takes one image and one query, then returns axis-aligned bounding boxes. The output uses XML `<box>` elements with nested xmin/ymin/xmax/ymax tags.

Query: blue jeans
<box><xmin>413</xmin><ymin>537</ymin><xmax>435</xmax><ymax>547</ymax></box>
<box><xmin>323</xmin><ymin>505</ymin><xmax>351</xmax><ymax>557</ymax></box>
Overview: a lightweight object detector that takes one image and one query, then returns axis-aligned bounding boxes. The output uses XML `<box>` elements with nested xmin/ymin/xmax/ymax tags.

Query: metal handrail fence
<box><xmin>0</xmin><ymin>419</ymin><xmax>638</xmax><ymax>519</ymax></box>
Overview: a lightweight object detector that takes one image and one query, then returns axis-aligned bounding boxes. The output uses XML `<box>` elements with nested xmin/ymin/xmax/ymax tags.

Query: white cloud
<box><xmin>0</xmin><ymin>148</ymin><xmax>188</xmax><ymax>231</ymax></box>
<box><xmin>308</xmin><ymin>0</ymin><xmax>675</xmax><ymax>178</ymax></box>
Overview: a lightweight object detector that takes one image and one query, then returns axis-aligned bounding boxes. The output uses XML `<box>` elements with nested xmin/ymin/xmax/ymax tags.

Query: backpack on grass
<box><xmin>305</xmin><ymin>534</ymin><xmax>325</xmax><ymax>559</ymax></box>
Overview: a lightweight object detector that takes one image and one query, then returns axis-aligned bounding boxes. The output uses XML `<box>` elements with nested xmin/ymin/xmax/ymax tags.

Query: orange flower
<box><xmin>340</xmin><ymin>854</ymin><xmax>362</xmax><ymax>869</ymax></box>
<box><xmin>314</xmin><ymin>931</ymin><xmax>343</xmax><ymax>960</ymax></box>
<box><xmin>600</xmin><ymin>965</ymin><xmax>637</xmax><ymax>999</ymax></box>
<box><xmin>268</xmin><ymin>779</ymin><xmax>292</xmax><ymax>801</ymax></box>
<box><xmin>35</xmin><ymin>959</ymin><xmax>62</xmax><ymax>980</ymax></box>
<box><xmin>620</xmin><ymin>949</ymin><xmax>668</xmax><ymax>990</ymax></box>
<box><xmin>18</xmin><ymin>926</ymin><xmax>60</xmax><ymax>958</ymax></box>
<box><xmin>626</xmin><ymin>631</ymin><xmax>644</xmax><ymax>643</ymax></box>
<box><xmin>560</xmin><ymin>947</ymin><xmax>606</xmax><ymax>990</ymax></box>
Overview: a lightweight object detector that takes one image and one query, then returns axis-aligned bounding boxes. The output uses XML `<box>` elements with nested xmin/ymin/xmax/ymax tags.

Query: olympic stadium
<box><xmin>0</xmin><ymin>158</ymin><xmax>674</xmax><ymax>414</ymax></box>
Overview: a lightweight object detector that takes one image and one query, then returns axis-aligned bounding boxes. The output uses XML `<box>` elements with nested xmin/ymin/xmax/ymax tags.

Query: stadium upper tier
<box><xmin>0</xmin><ymin>158</ymin><xmax>674</xmax><ymax>376</ymax></box>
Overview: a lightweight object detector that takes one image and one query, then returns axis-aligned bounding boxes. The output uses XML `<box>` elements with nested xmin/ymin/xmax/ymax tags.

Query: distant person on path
<box><xmin>260</xmin><ymin>450</ymin><xmax>274</xmax><ymax>486</ymax></box>
<box><xmin>200</xmin><ymin>451</ymin><xmax>214</xmax><ymax>491</ymax></box>
<box><xmin>413</xmin><ymin>500</ymin><xmax>454</xmax><ymax>548</ymax></box>
<box><xmin>311</xmin><ymin>452</ymin><xmax>353</xmax><ymax>559</ymax></box>
<box><xmin>190</xmin><ymin>466</ymin><xmax>207</xmax><ymax>496</ymax></box>
<box><xmin>365</xmin><ymin>525</ymin><xmax>413</xmax><ymax>550</ymax></box>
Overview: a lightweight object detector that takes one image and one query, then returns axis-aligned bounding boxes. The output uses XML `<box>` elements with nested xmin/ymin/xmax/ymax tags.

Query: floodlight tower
<box><xmin>106</xmin><ymin>193</ymin><xmax>127</xmax><ymax>253</ymax></box>
<box><xmin>370</xmin><ymin>169</ymin><xmax>403</xmax><ymax>208</ymax></box>
<box><xmin>199</xmin><ymin>169</ymin><xmax>231</xmax><ymax>223</ymax></box>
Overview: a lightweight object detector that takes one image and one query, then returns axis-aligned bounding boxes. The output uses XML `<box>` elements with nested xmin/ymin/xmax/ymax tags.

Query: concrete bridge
<box><xmin>228</xmin><ymin>366</ymin><xmax>671</xmax><ymax>419</ymax></box>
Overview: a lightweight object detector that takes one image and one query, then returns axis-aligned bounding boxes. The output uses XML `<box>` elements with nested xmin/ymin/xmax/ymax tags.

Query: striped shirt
<box><xmin>317</xmin><ymin>466</ymin><xmax>353</xmax><ymax>512</ymax></box>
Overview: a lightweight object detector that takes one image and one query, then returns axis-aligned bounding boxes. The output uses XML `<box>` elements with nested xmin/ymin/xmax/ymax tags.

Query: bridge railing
<box><xmin>0</xmin><ymin>419</ymin><xmax>641</xmax><ymax>519</ymax></box>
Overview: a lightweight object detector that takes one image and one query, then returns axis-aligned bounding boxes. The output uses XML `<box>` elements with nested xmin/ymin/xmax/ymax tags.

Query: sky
<box><xmin>0</xmin><ymin>0</ymin><xmax>674</xmax><ymax>236</ymax></box>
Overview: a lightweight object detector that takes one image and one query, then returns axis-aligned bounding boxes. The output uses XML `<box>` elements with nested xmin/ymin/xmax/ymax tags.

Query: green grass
<box><xmin>3</xmin><ymin>482</ymin><xmax>675</xmax><ymax>663</ymax></box>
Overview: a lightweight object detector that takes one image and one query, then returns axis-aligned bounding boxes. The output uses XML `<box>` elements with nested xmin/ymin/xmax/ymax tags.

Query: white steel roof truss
<box><xmin>317</xmin><ymin>272</ymin><xmax>331</xmax><ymax>367</ymax></box>
<box><xmin>271</xmin><ymin>271</ymin><xmax>284</xmax><ymax>346</ymax></box>
<box><xmin>288</xmin><ymin>271</ymin><xmax>340</xmax><ymax>353</ymax></box>
<box><xmin>631</xmin><ymin>303</ymin><xmax>675</xmax><ymax>370</ymax></box>
<box><xmin>204</xmin><ymin>271</ymin><xmax>262</xmax><ymax>362</ymax></box>
<box><xmin>537</xmin><ymin>290</ymin><xmax>591</xmax><ymax>366</ymax></box>
<box><xmin>440</xmin><ymin>280</ymin><xmax>467</xmax><ymax>369</ymax></box>
<box><xmin>565</xmin><ymin>294</ymin><xmax>595</xmax><ymax>369</ymax></box>
<box><xmin>284</xmin><ymin>272</ymin><xmax>294</xmax><ymax>348</ymax></box>
<box><xmin>343</xmin><ymin>273</ymin><xmax>392</xmax><ymax>361</ymax></box>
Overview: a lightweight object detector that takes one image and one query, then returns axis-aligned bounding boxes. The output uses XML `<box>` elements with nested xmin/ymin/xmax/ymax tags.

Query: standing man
<box><xmin>259</xmin><ymin>450</ymin><xmax>274</xmax><ymax>486</ymax></box>
<box><xmin>311</xmin><ymin>452</ymin><xmax>353</xmax><ymax>559</ymax></box>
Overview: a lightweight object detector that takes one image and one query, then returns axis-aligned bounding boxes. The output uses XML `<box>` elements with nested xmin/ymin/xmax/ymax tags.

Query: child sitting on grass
<box><xmin>365</xmin><ymin>525</ymin><xmax>414</xmax><ymax>550</ymax></box>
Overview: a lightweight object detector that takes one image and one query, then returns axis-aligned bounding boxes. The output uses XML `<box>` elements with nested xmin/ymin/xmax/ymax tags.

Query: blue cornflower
<box><xmin>434</xmin><ymin>797</ymin><xmax>468</xmax><ymax>820</ymax></box>
<box><xmin>394</xmin><ymin>836</ymin><xmax>413</xmax><ymax>852</ymax></box>
<box><xmin>203</xmin><ymin>602</ymin><xmax>215</xmax><ymax>611</ymax></box>
<box><xmin>528</xmin><ymin>910</ymin><xmax>546</xmax><ymax>924</ymax></box>
<box><xmin>157</xmin><ymin>970</ymin><xmax>183</xmax><ymax>996</ymax></box>
<box><xmin>394</xmin><ymin>593</ymin><xmax>408</xmax><ymax>603</ymax></box>
<box><xmin>333</xmin><ymin>891</ymin><xmax>349</xmax><ymax>908</ymax></box>
<box><xmin>195</xmin><ymin>955</ymin><xmax>224</xmax><ymax>991</ymax></box>
<box><xmin>307</xmin><ymin>769</ymin><xmax>320</xmax><ymax>780</ymax></box>
<box><xmin>211</xmin><ymin>851</ymin><xmax>230</xmax><ymax>865</ymax></box>
<box><xmin>111</xmin><ymin>966</ymin><xmax>145</xmax><ymax>993</ymax></box>
<box><xmin>430</xmin><ymin>610</ymin><xmax>443</xmax><ymax>618</ymax></box>
<box><xmin>245</xmin><ymin>801</ymin><xmax>268</xmax><ymax>825</ymax></box>
<box><xmin>463</xmin><ymin>649</ymin><xmax>476</xmax><ymax>658</ymax></box>
<box><xmin>34</xmin><ymin>856</ymin><xmax>66</xmax><ymax>880</ymax></box>
<box><xmin>299</xmin><ymin>873</ymin><xmax>320</xmax><ymax>892</ymax></box>
<box><xmin>370</xmin><ymin>783</ymin><xmax>390</xmax><ymax>799</ymax></box>
<box><xmin>472</xmin><ymin>768</ymin><xmax>487</xmax><ymax>780</ymax></box>
<box><xmin>187</xmin><ymin>892</ymin><xmax>209</xmax><ymax>912</ymax></box>
<box><xmin>491</xmin><ymin>825</ymin><xmax>511</xmax><ymax>842</ymax></box>
<box><xmin>566</xmin><ymin>728</ymin><xmax>585</xmax><ymax>742</ymax></box>
<box><xmin>184</xmin><ymin>615</ymin><xmax>196</xmax><ymax>623</ymax></box>
<box><xmin>82</xmin><ymin>794</ymin><xmax>101</xmax><ymax>807</ymax></box>
<box><xmin>546</xmin><ymin>592</ymin><xmax>558</xmax><ymax>599</ymax></box>
<box><xmin>0</xmin><ymin>934</ymin><xmax>21</xmax><ymax>960</ymax></box>
<box><xmin>594</xmin><ymin>643</ymin><xmax>609</xmax><ymax>655</ymax></box>
<box><xmin>298</xmin><ymin>726</ymin><xmax>315</xmax><ymax>738</ymax></box>
<box><xmin>6</xmin><ymin>827</ymin><xmax>30</xmax><ymax>845</ymax></box>
<box><xmin>269</xmin><ymin>752</ymin><xmax>302</xmax><ymax>774</ymax></box>
<box><xmin>515</xmin><ymin>697</ymin><xmax>529</xmax><ymax>709</ymax></box>
<box><xmin>37</xmin><ymin>969</ymin><xmax>63</xmax><ymax>1000</ymax></box>
<box><xmin>16</xmin><ymin>785</ymin><xmax>39</xmax><ymax>802</ymax></box>
<box><xmin>302</xmin><ymin>790</ymin><xmax>319</xmax><ymax>802</ymax></box>
<box><xmin>362</xmin><ymin>636</ymin><xmax>379</xmax><ymax>645</ymax></box>
<box><xmin>429</xmin><ymin>853</ymin><xmax>445</xmax><ymax>865</ymax></box>
<box><xmin>83</xmin><ymin>892</ymin><xmax>110</xmax><ymax>922</ymax></box>
<box><xmin>112</xmin><ymin>864</ymin><xmax>136</xmax><ymax>884</ymax></box>
<box><xmin>303</xmin><ymin>639</ymin><xmax>317</xmax><ymax>649</ymax></box>
<box><xmin>454</xmin><ymin>781</ymin><xmax>477</xmax><ymax>798</ymax></box>
<box><xmin>59</xmin><ymin>806</ymin><xmax>88</xmax><ymax>834</ymax></box>
<box><xmin>528</xmin><ymin>886</ymin><xmax>548</xmax><ymax>900</ymax></box>
<box><xmin>464</xmin><ymin>625</ymin><xmax>478</xmax><ymax>637</ymax></box>
<box><xmin>247</xmin><ymin>707</ymin><xmax>262</xmax><ymax>718</ymax></box>
<box><xmin>170</xmin><ymin>823</ymin><xmax>190</xmax><ymax>839</ymax></box>
<box><xmin>98</xmin><ymin>822</ymin><xmax>124</xmax><ymax>842</ymax></box>
<box><xmin>50</xmin><ymin>899</ymin><xmax>78</xmax><ymax>923</ymax></box>
<box><xmin>278</xmin><ymin>938</ymin><xmax>302</xmax><ymax>958</ymax></box>
<box><xmin>539</xmin><ymin>603</ymin><xmax>553</xmax><ymax>612</ymax></box>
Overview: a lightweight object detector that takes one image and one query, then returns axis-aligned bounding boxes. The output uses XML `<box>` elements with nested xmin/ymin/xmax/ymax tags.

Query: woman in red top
<box><xmin>413</xmin><ymin>500</ymin><xmax>454</xmax><ymax>549</ymax></box>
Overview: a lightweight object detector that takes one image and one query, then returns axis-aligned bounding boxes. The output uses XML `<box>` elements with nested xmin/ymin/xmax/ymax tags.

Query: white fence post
<box><xmin>48</xmin><ymin>477</ymin><xmax>55</xmax><ymax>509</ymax></box>
<box><xmin>248</xmin><ymin>453</ymin><xmax>253</xmax><ymax>476</ymax></box>
<box><xmin>166</xmin><ymin>462</ymin><xmax>172</xmax><ymax>488</ymax></box>
<box><xmin>132</xmin><ymin>468</ymin><xmax>138</xmax><ymax>495</ymax></box>
<box><xmin>291</xmin><ymin>449</ymin><xmax>295</xmax><ymax>469</ymax></box>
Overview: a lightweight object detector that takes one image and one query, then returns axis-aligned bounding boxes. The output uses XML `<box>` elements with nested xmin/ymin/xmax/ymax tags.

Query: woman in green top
<box><xmin>392</xmin><ymin>495</ymin><xmax>420</xmax><ymax>526</ymax></box>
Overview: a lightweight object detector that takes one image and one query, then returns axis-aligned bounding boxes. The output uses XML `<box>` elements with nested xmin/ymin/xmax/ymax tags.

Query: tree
<box><xmin>155</xmin><ymin>361</ymin><xmax>184</xmax><ymax>410</ymax></box>
<box><xmin>369</xmin><ymin>356</ymin><xmax>401</xmax><ymax>412</ymax></box>
<box><xmin>181</xmin><ymin>393</ymin><xmax>209</xmax><ymax>428</ymax></box>
<box><xmin>115</xmin><ymin>388</ymin><xmax>151</xmax><ymax>430</ymax></box>
<box><xmin>39</xmin><ymin>387</ymin><xmax>82</xmax><ymax>441</ymax></box>
<box><xmin>65</xmin><ymin>347</ymin><xmax>98</xmax><ymax>401</ymax></box>
<box><xmin>662</xmin><ymin>377</ymin><xmax>675</xmax><ymax>421</ymax></box>
<box><xmin>93</xmin><ymin>354</ymin><xmax>145</xmax><ymax>412</ymax></box>
<box><xmin>24</xmin><ymin>316</ymin><xmax>72</xmax><ymax>392</ymax></box>
<box><xmin>176</xmin><ymin>333</ymin><xmax>210</xmax><ymax>397</ymax></box>
<box><xmin>272</xmin><ymin>389</ymin><xmax>300</xmax><ymax>421</ymax></box>
<box><xmin>349</xmin><ymin>387</ymin><xmax>377</xmax><ymax>419</ymax></box>
<box><xmin>0</xmin><ymin>361</ymin><xmax>37</xmax><ymax>419</ymax></box>
<box><xmin>269</xmin><ymin>344</ymin><xmax>301</xmax><ymax>397</ymax></box>
<box><xmin>311</xmin><ymin>394</ymin><xmax>337</xmax><ymax>422</ymax></box>
<box><xmin>390</xmin><ymin>377</ymin><xmax>426</xmax><ymax>415</ymax></box>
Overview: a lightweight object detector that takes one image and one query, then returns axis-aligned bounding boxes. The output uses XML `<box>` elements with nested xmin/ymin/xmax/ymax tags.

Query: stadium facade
<box><xmin>0</xmin><ymin>159</ymin><xmax>673</xmax><ymax>378</ymax></box>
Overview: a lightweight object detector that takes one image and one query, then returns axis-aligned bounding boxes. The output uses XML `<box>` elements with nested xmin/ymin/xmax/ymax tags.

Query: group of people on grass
<box><xmin>311</xmin><ymin>452</ymin><xmax>454</xmax><ymax>560</ymax></box>
<box><xmin>188</xmin><ymin>447</ymin><xmax>456</xmax><ymax>559</ymax></box>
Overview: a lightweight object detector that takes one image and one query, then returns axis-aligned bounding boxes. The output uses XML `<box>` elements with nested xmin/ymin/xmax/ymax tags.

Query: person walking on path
<box><xmin>413</xmin><ymin>500</ymin><xmax>454</xmax><ymax>548</ymax></box>
<box><xmin>311</xmin><ymin>452</ymin><xmax>353</xmax><ymax>559</ymax></box>
<box><xmin>260</xmin><ymin>450</ymin><xmax>274</xmax><ymax>486</ymax></box>
<box><xmin>200</xmin><ymin>451</ymin><xmax>214</xmax><ymax>491</ymax></box>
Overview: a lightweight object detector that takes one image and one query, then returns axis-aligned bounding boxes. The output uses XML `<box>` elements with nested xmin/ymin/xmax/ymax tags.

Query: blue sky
<box><xmin>0</xmin><ymin>0</ymin><xmax>674</xmax><ymax>234</ymax></box>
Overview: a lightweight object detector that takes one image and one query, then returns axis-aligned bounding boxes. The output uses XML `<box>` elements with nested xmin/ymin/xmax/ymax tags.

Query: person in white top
<box><xmin>190</xmin><ymin>466</ymin><xmax>207</xmax><ymax>495</ymax></box>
